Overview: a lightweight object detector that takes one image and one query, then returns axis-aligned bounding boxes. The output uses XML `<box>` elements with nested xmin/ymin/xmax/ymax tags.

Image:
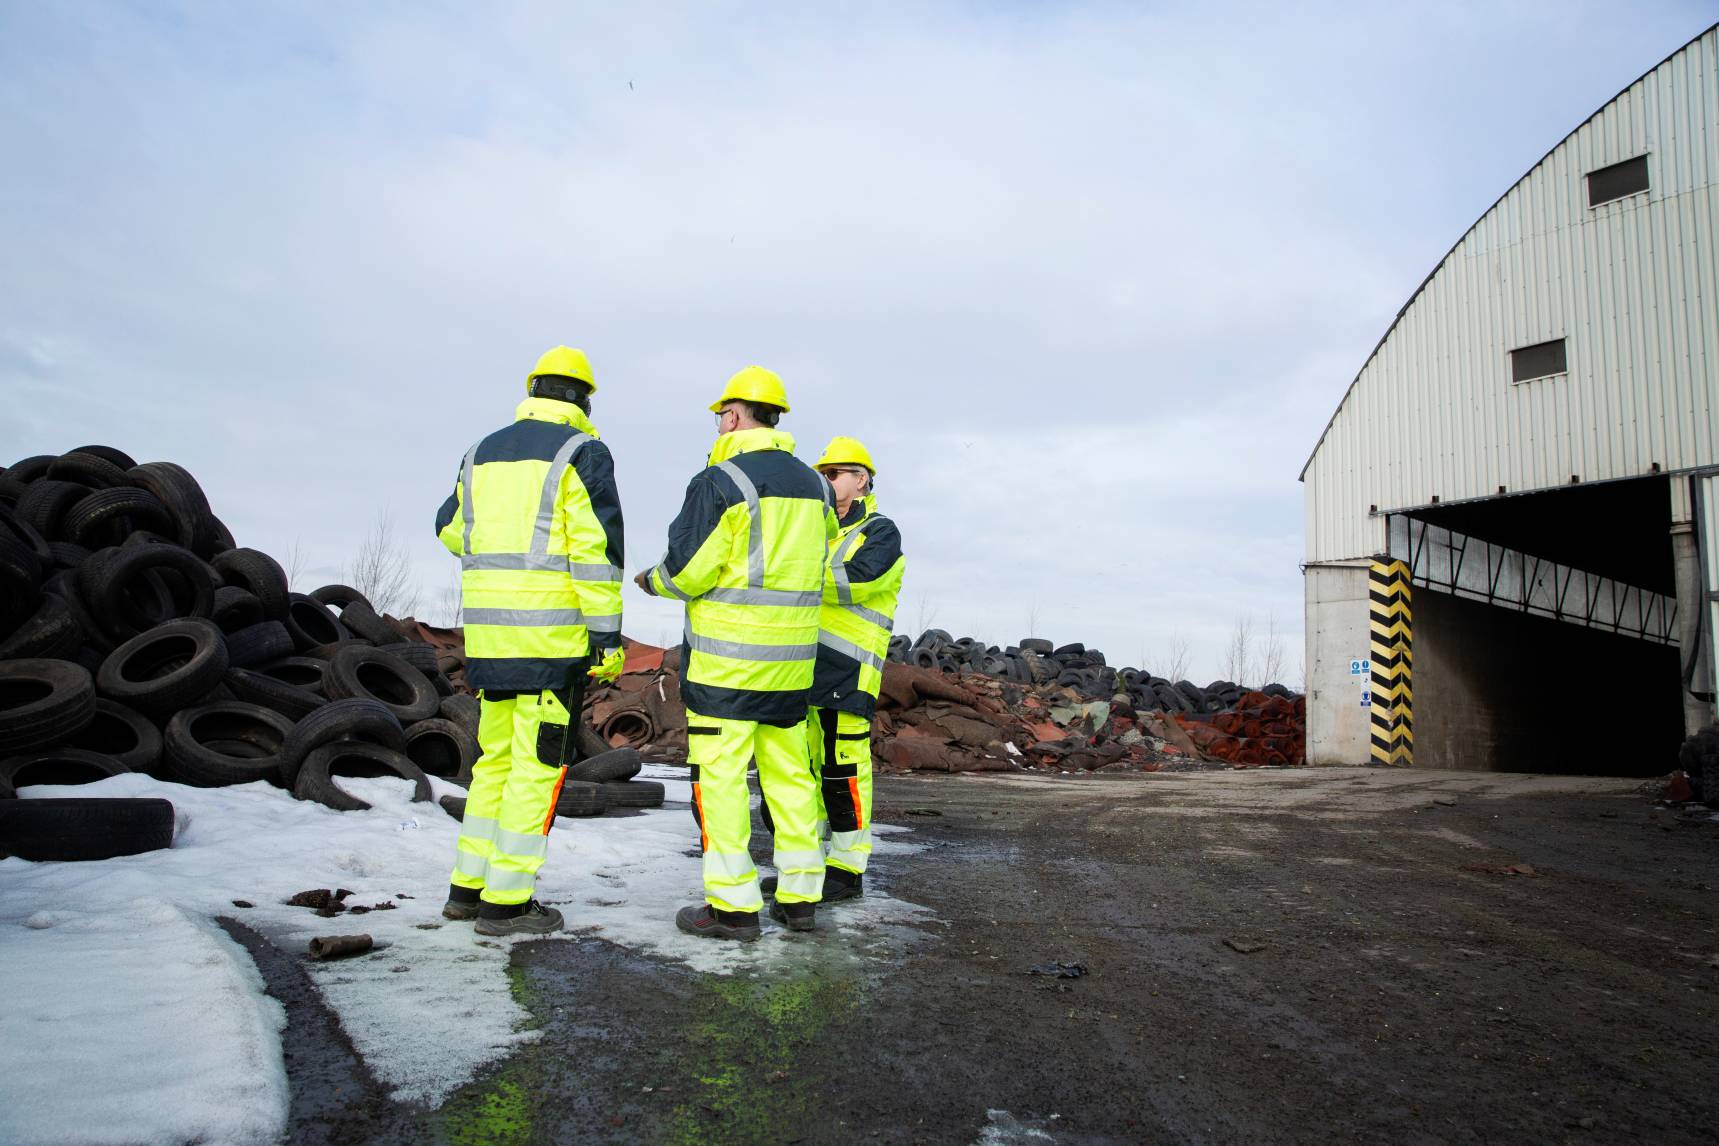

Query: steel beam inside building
<box><xmin>1387</xmin><ymin>514</ymin><xmax>1678</xmax><ymax>645</ymax></box>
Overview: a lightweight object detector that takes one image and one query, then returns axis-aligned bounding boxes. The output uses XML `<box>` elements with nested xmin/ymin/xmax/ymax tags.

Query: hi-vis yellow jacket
<box><xmin>435</xmin><ymin>397</ymin><xmax>624</xmax><ymax>692</ymax></box>
<box><xmin>810</xmin><ymin>493</ymin><xmax>904</xmax><ymax>717</ymax></box>
<box><xmin>647</xmin><ymin>428</ymin><xmax>838</xmax><ymax>725</ymax></box>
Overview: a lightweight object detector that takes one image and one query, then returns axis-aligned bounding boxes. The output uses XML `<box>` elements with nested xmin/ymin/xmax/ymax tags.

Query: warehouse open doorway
<box><xmin>1392</xmin><ymin>476</ymin><xmax>1682</xmax><ymax>775</ymax></box>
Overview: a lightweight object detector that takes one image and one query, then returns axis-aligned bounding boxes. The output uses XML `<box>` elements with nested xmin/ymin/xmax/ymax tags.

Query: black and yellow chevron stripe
<box><xmin>1369</xmin><ymin>560</ymin><xmax>1413</xmax><ymax>766</ymax></box>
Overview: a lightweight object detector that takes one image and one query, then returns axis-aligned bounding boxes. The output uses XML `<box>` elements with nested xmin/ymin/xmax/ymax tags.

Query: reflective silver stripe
<box><xmin>827</xmin><ymin>836</ymin><xmax>871</xmax><ymax>871</ymax></box>
<box><xmin>463</xmin><ymin>552</ymin><xmax>569</xmax><ymax>572</ymax></box>
<box><xmin>493</xmin><ymin>826</ymin><xmax>550</xmax><ymax>862</ymax></box>
<box><xmin>772</xmin><ymin>848</ymin><xmax>824</xmax><ymax>870</ymax></box>
<box><xmin>568</xmin><ymin>562</ymin><xmax>623</xmax><ymax>582</ymax></box>
<box><xmin>687</xmin><ymin>628</ymin><xmax>816</xmax><ymax>662</ymax></box>
<box><xmin>828</xmin><ymin>524</ymin><xmax>867</xmax><ymax>605</ymax></box>
<box><xmin>818</xmin><ymin>631</ymin><xmax>885</xmax><ymax>670</ymax></box>
<box><xmin>715</xmin><ymin>460</ymin><xmax>764</xmax><ymax>588</ymax></box>
<box><xmin>530</xmin><ymin>432</ymin><xmax>591</xmax><ymax>554</ymax></box>
<box><xmin>482</xmin><ymin>867</ymin><xmax>538</xmax><ymax>893</ymax></box>
<box><xmin>841</xmin><ymin>603</ymin><xmax>893</xmax><ymax>630</ymax></box>
<box><xmin>459</xmin><ymin>813</ymin><xmax>498</xmax><ymax>843</ymax></box>
<box><xmin>702</xmin><ymin>586</ymin><xmax>822</xmax><ymax>608</ymax></box>
<box><xmin>459</xmin><ymin>445</ymin><xmax>480</xmax><ymax>555</ymax></box>
<box><xmin>652</xmin><ymin>563</ymin><xmax>691</xmax><ymax>601</ymax></box>
<box><xmin>583</xmin><ymin>613</ymin><xmax>621</xmax><ymax>633</ymax></box>
<box><xmin>464</xmin><ymin>607</ymin><xmax>588</xmax><ymax>627</ymax></box>
<box><xmin>453</xmin><ymin>849</ymin><xmax>490</xmax><ymax>879</ymax></box>
<box><xmin>702</xmin><ymin>850</ymin><xmax>758</xmax><ymax>880</ymax></box>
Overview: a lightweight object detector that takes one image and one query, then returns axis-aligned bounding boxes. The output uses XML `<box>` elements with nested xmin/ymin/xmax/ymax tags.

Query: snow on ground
<box><xmin>0</xmin><ymin>762</ymin><xmax>930</xmax><ymax>1143</ymax></box>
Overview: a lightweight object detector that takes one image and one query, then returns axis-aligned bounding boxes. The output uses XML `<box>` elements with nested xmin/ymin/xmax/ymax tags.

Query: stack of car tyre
<box><xmin>0</xmin><ymin>446</ymin><xmax>659</xmax><ymax>863</ymax></box>
<box><xmin>886</xmin><ymin>629</ymin><xmax>1301</xmax><ymax>714</ymax></box>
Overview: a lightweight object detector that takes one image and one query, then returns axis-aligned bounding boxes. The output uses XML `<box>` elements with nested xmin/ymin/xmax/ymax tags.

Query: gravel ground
<box><xmin>255</xmin><ymin>766</ymin><xmax>1719</xmax><ymax>1144</ymax></box>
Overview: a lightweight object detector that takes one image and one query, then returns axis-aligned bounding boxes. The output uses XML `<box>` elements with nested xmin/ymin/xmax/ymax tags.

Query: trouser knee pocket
<box><xmin>820</xmin><ymin>762</ymin><xmax>861</xmax><ymax>831</ymax></box>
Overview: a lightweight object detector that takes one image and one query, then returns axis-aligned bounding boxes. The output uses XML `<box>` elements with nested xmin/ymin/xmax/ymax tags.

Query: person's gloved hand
<box><xmin>587</xmin><ymin>646</ymin><xmax>625</xmax><ymax>685</ymax></box>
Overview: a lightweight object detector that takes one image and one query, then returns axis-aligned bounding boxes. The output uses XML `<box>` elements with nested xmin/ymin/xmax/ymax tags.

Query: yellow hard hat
<box><xmin>709</xmin><ymin>365</ymin><xmax>789</xmax><ymax>413</ymax></box>
<box><xmin>814</xmin><ymin>436</ymin><xmax>875</xmax><ymax>475</ymax></box>
<box><xmin>526</xmin><ymin>346</ymin><xmax>596</xmax><ymax>395</ymax></box>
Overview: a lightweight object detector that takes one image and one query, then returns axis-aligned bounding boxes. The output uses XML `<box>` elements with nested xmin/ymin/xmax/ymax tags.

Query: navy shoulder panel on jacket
<box><xmin>727</xmin><ymin>448</ymin><xmax>826</xmax><ymax>503</ymax></box>
<box><xmin>473</xmin><ymin>418</ymin><xmax>584</xmax><ymax>466</ymax></box>
<box><xmin>844</xmin><ymin>514</ymin><xmax>902</xmax><ymax>582</ymax></box>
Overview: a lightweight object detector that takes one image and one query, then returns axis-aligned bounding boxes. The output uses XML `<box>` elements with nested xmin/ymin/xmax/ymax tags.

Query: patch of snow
<box><xmin>0</xmin><ymin>760</ymin><xmax>931</xmax><ymax>1136</ymax></box>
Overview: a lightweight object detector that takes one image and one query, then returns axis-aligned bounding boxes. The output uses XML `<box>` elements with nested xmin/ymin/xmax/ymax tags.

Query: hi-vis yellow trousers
<box><xmin>807</xmin><ymin>706</ymin><xmax>873</xmax><ymax>875</ymax></box>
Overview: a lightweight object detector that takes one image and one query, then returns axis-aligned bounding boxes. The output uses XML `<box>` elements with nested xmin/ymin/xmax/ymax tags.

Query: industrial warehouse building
<box><xmin>1301</xmin><ymin>23</ymin><xmax>1718</xmax><ymax>774</ymax></box>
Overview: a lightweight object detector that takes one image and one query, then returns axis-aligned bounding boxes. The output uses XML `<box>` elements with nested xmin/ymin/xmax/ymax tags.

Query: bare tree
<box><xmin>1163</xmin><ymin>630</ymin><xmax>1192</xmax><ymax>683</ymax></box>
<box><xmin>913</xmin><ymin>595</ymin><xmax>938</xmax><ymax>638</ymax></box>
<box><xmin>1024</xmin><ymin>597</ymin><xmax>1042</xmax><ymax>641</ymax></box>
<box><xmin>344</xmin><ymin>511</ymin><xmax>421</xmax><ymax>618</ymax></box>
<box><xmin>1223</xmin><ymin>614</ymin><xmax>1254</xmax><ymax>686</ymax></box>
<box><xmin>1257</xmin><ymin>612</ymin><xmax>1287</xmax><ymax>687</ymax></box>
<box><xmin>434</xmin><ymin>565</ymin><xmax>462</xmax><ymax>628</ymax></box>
<box><xmin>282</xmin><ymin>537</ymin><xmax>308</xmax><ymax>592</ymax></box>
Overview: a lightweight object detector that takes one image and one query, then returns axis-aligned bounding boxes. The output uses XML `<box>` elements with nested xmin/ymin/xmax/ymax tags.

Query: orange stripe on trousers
<box><xmin>542</xmin><ymin>766</ymin><xmax>568</xmax><ymax>834</ymax></box>
<box><xmin>848</xmin><ymin>777</ymin><xmax>865</xmax><ymax>830</ymax></box>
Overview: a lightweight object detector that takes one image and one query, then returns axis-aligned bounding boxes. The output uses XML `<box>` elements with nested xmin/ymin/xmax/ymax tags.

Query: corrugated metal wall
<box><xmin>1304</xmin><ymin>25</ymin><xmax>1719</xmax><ymax>563</ymax></box>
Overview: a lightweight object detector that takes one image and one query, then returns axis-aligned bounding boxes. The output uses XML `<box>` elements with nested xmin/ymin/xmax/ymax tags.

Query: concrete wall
<box><xmin>1304</xmin><ymin>563</ymin><xmax>1373</xmax><ymax>765</ymax></box>
<box><xmin>1414</xmin><ymin>588</ymin><xmax>1683</xmax><ymax>775</ymax></box>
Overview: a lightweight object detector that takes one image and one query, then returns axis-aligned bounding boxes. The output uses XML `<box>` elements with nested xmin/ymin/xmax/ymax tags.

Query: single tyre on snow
<box><xmin>0</xmin><ymin>658</ymin><xmax>97</xmax><ymax>752</ymax></box>
<box><xmin>0</xmin><ymin>797</ymin><xmax>175</xmax><ymax>861</ymax></box>
<box><xmin>556</xmin><ymin>779</ymin><xmax>607</xmax><ymax>818</ymax></box>
<box><xmin>95</xmin><ymin>619</ymin><xmax>229</xmax><ymax>717</ymax></box>
<box><xmin>293</xmin><ymin>743</ymin><xmax>431</xmax><ymax>811</ymax></box>
<box><xmin>602</xmin><ymin>779</ymin><xmax>665</xmax><ymax>809</ymax></box>
<box><xmin>277</xmin><ymin>697</ymin><xmax>405</xmax><ymax>789</ymax></box>
<box><xmin>569</xmin><ymin>747</ymin><xmax>642</xmax><ymax>783</ymax></box>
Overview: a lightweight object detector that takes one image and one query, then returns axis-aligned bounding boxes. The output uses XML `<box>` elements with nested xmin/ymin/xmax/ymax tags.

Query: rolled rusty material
<box><xmin>307</xmin><ymin>933</ymin><xmax>373</xmax><ymax>960</ymax></box>
<box><xmin>600</xmin><ymin>705</ymin><xmax>658</xmax><ymax>747</ymax></box>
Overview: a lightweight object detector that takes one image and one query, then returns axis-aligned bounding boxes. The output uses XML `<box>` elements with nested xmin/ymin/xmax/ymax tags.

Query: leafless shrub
<box><xmin>1257</xmin><ymin>613</ymin><xmax>1286</xmax><ymax>687</ymax></box>
<box><xmin>1223</xmin><ymin>614</ymin><xmax>1254</xmax><ymax>685</ymax></box>
<box><xmin>344</xmin><ymin>511</ymin><xmax>420</xmax><ymax>618</ymax></box>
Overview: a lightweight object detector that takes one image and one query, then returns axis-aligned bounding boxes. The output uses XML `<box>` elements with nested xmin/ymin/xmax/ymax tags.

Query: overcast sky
<box><xmin>3</xmin><ymin>2</ymin><xmax>1713</xmax><ymax>685</ymax></box>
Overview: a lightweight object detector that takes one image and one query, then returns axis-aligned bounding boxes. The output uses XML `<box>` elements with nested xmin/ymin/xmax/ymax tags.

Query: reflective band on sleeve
<box><xmin>493</xmin><ymin>826</ymin><xmax>551</xmax><ymax>862</ymax></box>
<box><xmin>568</xmin><ymin>562</ymin><xmax>623</xmax><ymax>581</ymax></box>
<box><xmin>582</xmin><ymin>613</ymin><xmax>622</xmax><ymax>633</ymax></box>
<box><xmin>702</xmin><ymin>586</ymin><xmax>822</xmax><ymax>608</ymax></box>
<box><xmin>841</xmin><ymin>603</ymin><xmax>893</xmax><ymax>629</ymax></box>
<box><xmin>530</xmin><ymin>432</ymin><xmax>591</xmax><ymax>555</ymax></box>
<box><xmin>715</xmin><ymin>460</ymin><xmax>765</xmax><ymax>588</ymax></box>
<box><xmin>459</xmin><ymin>445</ymin><xmax>480</xmax><ymax>555</ymax></box>
<box><xmin>817</xmin><ymin>631</ymin><xmax>885</xmax><ymax>670</ymax></box>
<box><xmin>459</xmin><ymin>813</ymin><xmax>498</xmax><ymax>843</ymax></box>
<box><xmin>653</xmin><ymin>563</ymin><xmax>692</xmax><ymax>601</ymax></box>
<box><xmin>465</xmin><ymin>607</ymin><xmax>588</xmax><ymax>627</ymax></box>
<box><xmin>687</xmin><ymin>628</ymin><xmax>817</xmax><ymax>662</ymax></box>
<box><xmin>481</xmin><ymin>867</ymin><xmax>538</xmax><ymax>894</ymax></box>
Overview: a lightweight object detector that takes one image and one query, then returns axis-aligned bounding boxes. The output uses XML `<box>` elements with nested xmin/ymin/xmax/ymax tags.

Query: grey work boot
<box><xmin>675</xmin><ymin>903</ymin><xmax>762</xmax><ymax>941</ymax></box>
<box><xmin>474</xmin><ymin>899</ymin><xmax>564</xmax><ymax>937</ymax></box>
<box><xmin>762</xmin><ymin>870</ymin><xmax>863</xmax><ymax>903</ymax></box>
<box><xmin>442</xmin><ymin>885</ymin><xmax>480</xmax><ymax>921</ymax></box>
<box><xmin>768</xmin><ymin>899</ymin><xmax>816</xmax><ymax>932</ymax></box>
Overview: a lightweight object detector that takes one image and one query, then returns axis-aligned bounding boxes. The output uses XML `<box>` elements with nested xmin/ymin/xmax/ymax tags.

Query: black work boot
<box><xmin>443</xmin><ymin>884</ymin><xmax>480</xmax><ymax>921</ymax></box>
<box><xmin>768</xmin><ymin>899</ymin><xmax>817</xmax><ymax>932</ymax></box>
<box><xmin>474</xmin><ymin>899</ymin><xmax>565</xmax><ymax>937</ymax></box>
<box><xmin>822</xmin><ymin>867</ymin><xmax>864</xmax><ymax>903</ymax></box>
<box><xmin>675</xmin><ymin>903</ymin><xmax>762</xmax><ymax>941</ymax></box>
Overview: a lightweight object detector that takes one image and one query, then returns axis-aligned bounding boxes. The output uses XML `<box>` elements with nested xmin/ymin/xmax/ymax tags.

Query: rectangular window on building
<box><xmin>1510</xmin><ymin>338</ymin><xmax>1567</xmax><ymax>383</ymax></box>
<box><xmin>1586</xmin><ymin>155</ymin><xmax>1649</xmax><ymax>207</ymax></box>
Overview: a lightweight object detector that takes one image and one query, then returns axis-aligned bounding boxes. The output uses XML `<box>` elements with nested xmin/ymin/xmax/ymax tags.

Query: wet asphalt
<box><xmin>240</xmin><ymin>767</ymin><xmax>1719</xmax><ymax>1145</ymax></box>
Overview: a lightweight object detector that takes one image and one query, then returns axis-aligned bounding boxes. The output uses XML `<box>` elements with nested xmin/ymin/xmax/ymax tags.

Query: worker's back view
<box><xmin>433</xmin><ymin>346</ymin><xmax>626</xmax><ymax>936</ymax></box>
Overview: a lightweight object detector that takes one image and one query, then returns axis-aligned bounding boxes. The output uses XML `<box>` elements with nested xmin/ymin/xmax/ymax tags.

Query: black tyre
<box><xmin>46</xmin><ymin>541</ymin><xmax>90</xmax><ymax>570</ymax></box>
<box><xmin>63</xmin><ymin>486</ymin><xmax>172</xmax><ymax>548</ymax></box>
<box><xmin>95</xmin><ymin>619</ymin><xmax>230</xmax><ymax>717</ymax></box>
<box><xmin>1018</xmin><ymin>638</ymin><xmax>1053</xmax><ymax>655</ymax></box>
<box><xmin>0</xmin><ymin>658</ymin><xmax>96</xmax><ymax>752</ymax></box>
<box><xmin>224</xmin><ymin>667</ymin><xmax>329</xmax><ymax>722</ymax></box>
<box><xmin>439</xmin><ymin>794</ymin><xmax>466</xmax><ymax>821</ymax></box>
<box><xmin>81</xmin><ymin>542</ymin><xmax>218</xmax><ymax>640</ymax></box>
<box><xmin>402</xmin><ymin>717</ymin><xmax>479</xmax><ymax>779</ymax></box>
<box><xmin>0</xmin><ymin>797</ymin><xmax>174</xmax><ymax>861</ymax></box>
<box><xmin>126</xmin><ymin>462</ymin><xmax>217</xmax><ymax>556</ymax></box>
<box><xmin>284</xmin><ymin>593</ymin><xmax>348</xmax><ymax>651</ymax></box>
<box><xmin>602</xmin><ymin>779</ymin><xmax>664</xmax><ymax>809</ymax></box>
<box><xmin>66</xmin><ymin>699</ymin><xmax>162</xmax><ymax>774</ymax></box>
<box><xmin>310</xmin><ymin>584</ymin><xmax>370</xmax><ymax>610</ymax></box>
<box><xmin>278</xmin><ymin>697</ymin><xmax>404</xmax><ymax>788</ymax></box>
<box><xmin>46</xmin><ymin>570</ymin><xmax>113</xmax><ymax>654</ymax></box>
<box><xmin>324</xmin><ymin>645</ymin><xmax>439</xmax><ymax>724</ymax></box>
<box><xmin>377</xmin><ymin>641</ymin><xmax>439</xmax><ymax>675</ymax></box>
<box><xmin>212</xmin><ymin>585</ymin><xmax>264</xmax><ymax>633</ymax></box>
<box><xmin>0</xmin><ymin>748</ymin><xmax>130</xmax><ymax>790</ymax></box>
<box><xmin>570</xmin><ymin>747</ymin><xmax>642</xmax><ymax>783</ymax></box>
<box><xmin>212</xmin><ymin>548</ymin><xmax>289</xmax><ymax>621</ymax></box>
<box><xmin>163</xmin><ymin>702</ymin><xmax>294</xmax><ymax>787</ymax></box>
<box><xmin>908</xmin><ymin>647</ymin><xmax>938</xmax><ymax>669</ymax></box>
<box><xmin>293</xmin><ymin>742</ymin><xmax>431</xmax><ymax>811</ymax></box>
<box><xmin>305</xmin><ymin>638</ymin><xmax>371</xmax><ymax>660</ymax></box>
<box><xmin>6</xmin><ymin>454</ymin><xmax>57</xmax><ymax>484</ymax></box>
<box><xmin>0</xmin><ymin>532</ymin><xmax>44</xmax><ymax>628</ymax></box>
<box><xmin>557</xmin><ymin>779</ymin><xmax>607</xmax><ymax>817</ymax></box>
<box><xmin>338</xmin><ymin>599</ymin><xmax>398</xmax><ymax>645</ymax></box>
<box><xmin>225</xmin><ymin>621</ymin><xmax>294</xmax><ymax>669</ymax></box>
<box><xmin>440</xmin><ymin>692</ymin><xmax>480</xmax><ymax>734</ymax></box>
<box><xmin>257</xmin><ymin>656</ymin><xmax>327</xmax><ymax>693</ymax></box>
<box><xmin>47</xmin><ymin>452</ymin><xmax>131</xmax><ymax>490</ymax></box>
<box><xmin>68</xmin><ymin>445</ymin><xmax>138</xmax><ymax>470</ymax></box>
<box><xmin>0</xmin><ymin>590</ymin><xmax>81</xmax><ymax>660</ymax></box>
<box><xmin>17</xmin><ymin>480</ymin><xmax>91</xmax><ymax>541</ymax></box>
<box><xmin>0</xmin><ymin>474</ymin><xmax>22</xmax><ymax>506</ymax></box>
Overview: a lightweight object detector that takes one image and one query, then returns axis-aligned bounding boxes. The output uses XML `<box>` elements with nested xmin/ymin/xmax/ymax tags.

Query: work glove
<box><xmin>587</xmin><ymin>646</ymin><xmax>625</xmax><ymax>685</ymax></box>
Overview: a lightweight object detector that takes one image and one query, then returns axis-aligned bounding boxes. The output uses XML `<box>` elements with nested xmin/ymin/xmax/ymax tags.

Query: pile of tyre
<box><xmin>886</xmin><ymin>630</ymin><xmax>1300</xmax><ymax>715</ymax></box>
<box><xmin>0</xmin><ymin>446</ymin><xmax>657</xmax><ymax>863</ymax></box>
